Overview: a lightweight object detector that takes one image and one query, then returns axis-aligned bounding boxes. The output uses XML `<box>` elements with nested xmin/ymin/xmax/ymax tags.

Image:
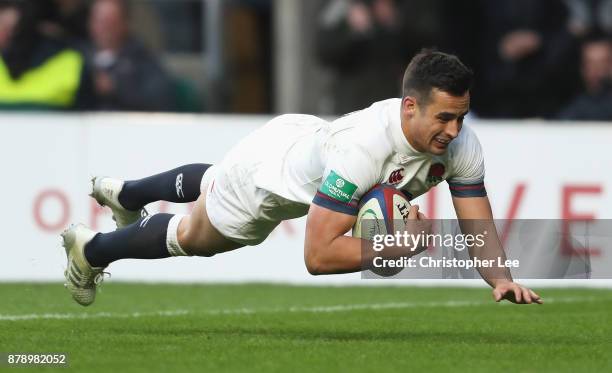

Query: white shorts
<box><xmin>199</xmin><ymin>114</ymin><xmax>322</xmax><ymax>245</ymax></box>
<box><xmin>200</xmin><ymin>156</ymin><xmax>310</xmax><ymax>247</ymax></box>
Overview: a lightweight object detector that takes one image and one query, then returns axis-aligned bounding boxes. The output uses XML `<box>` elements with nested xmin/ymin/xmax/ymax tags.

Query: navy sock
<box><xmin>118</xmin><ymin>164</ymin><xmax>211</xmax><ymax>211</ymax></box>
<box><xmin>85</xmin><ymin>213</ymin><xmax>176</xmax><ymax>268</ymax></box>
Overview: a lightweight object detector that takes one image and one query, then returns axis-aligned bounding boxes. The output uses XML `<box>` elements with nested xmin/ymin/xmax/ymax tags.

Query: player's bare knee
<box><xmin>175</xmin><ymin>215</ymin><xmax>211</xmax><ymax>257</ymax></box>
<box><xmin>176</xmin><ymin>215</ymin><xmax>192</xmax><ymax>248</ymax></box>
<box><xmin>180</xmin><ymin>231</ymin><xmax>208</xmax><ymax>257</ymax></box>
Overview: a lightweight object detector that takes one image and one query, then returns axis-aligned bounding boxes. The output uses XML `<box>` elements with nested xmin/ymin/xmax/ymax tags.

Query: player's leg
<box><xmin>176</xmin><ymin>193</ymin><xmax>244</xmax><ymax>256</ymax></box>
<box><xmin>84</xmin><ymin>192</ymin><xmax>240</xmax><ymax>266</ymax></box>
<box><xmin>119</xmin><ymin>163</ymin><xmax>211</xmax><ymax>209</ymax></box>
<box><xmin>62</xmin><ymin>189</ymin><xmax>241</xmax><ymax>306</ymax></box>
<box><xmin>91</xmin><ymin>163</ymin><xmax>211</xmax><ymax>228</ymax></box>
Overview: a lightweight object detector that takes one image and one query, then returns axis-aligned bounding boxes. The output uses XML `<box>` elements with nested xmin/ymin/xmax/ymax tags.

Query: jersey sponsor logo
<box><xmin>320</xmin><ymin>170</ymin><xmax>357</xmax><ymax>203</ymax></box>
<box><xmin>426</xmin><ymin>163</ymin><xmax>445</xmax><ymax>186</ymax></box>
<box><xmin>388</xmin><ymin>168</ymin><xmax>404</xmax><ymax>185</ymax></box>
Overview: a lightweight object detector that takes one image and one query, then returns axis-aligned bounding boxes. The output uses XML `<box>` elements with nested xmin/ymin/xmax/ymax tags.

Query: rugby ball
<box><xmin>352</xmin><ymin>184</ymin><xmax>411</xmax><ymax>239</ymax></box>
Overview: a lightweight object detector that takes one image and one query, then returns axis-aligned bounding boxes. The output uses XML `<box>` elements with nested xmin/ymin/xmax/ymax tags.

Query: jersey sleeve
<box><xmin>312</xmin><ymin>145</ymin><xmax>380</xmax><ymax>215</ymax></box>
<box><xmin>447</xmin><ymin>126</ymin><xmax>487</xmax><ymax>198</ymax></box>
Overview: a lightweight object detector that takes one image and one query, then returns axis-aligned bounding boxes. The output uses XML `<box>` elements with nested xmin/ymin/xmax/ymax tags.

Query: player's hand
<box><xmin>406</xmin><ymin>205</ymin><xmax>431</xmax><ymax>254</ymax></box>
<box><xmin>407</xmin><ymin>204</ymin><xmax>427</xmax><ymax>221</ymax></box>
<box><xmin>492</xmin><ymin>281</ymin><xmax>543</xmax><ymax>304</ymax></box>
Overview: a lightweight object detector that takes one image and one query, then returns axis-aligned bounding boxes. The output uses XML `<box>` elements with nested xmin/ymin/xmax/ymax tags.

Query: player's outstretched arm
<box><xmin>304</xmin><ymin>204</ymin><xmax>362</xmax><ymax>275</ymax></box>
<box><xmin>304</xmin><ymin>203</ymin><xmax>426</xmax><ymax>275</ymax></box>
<box><xmin>452</xmin><ymin>195</ymin><xmax>543</xmax><ymax>304</ymax></box>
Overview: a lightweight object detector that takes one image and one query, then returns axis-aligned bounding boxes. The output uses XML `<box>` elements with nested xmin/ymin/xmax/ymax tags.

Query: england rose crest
<box><xmin>426</xmin><ymin>163</ymin><xmax>445</xmax><ymax>186</ymax></box>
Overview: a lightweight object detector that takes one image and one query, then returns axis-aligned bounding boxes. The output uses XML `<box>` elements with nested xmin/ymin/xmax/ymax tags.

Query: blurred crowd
<box><xmin>0</xmin><ymin>0</ymin><xmax>180</xmax><ymax>111</ymax></box>
<box><xmin>1</xmin><ymin>0</ymin><xmax>612</xmax><ymax>120</ymax></box>
<box><xmin>317</xmin><ymin>0</ymin><xmax>612</xmax><ymax>120</ymax></box>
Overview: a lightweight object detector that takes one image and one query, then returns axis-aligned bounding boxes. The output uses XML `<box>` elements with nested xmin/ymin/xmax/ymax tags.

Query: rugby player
<box><xmin>61</xmin><ymin>50</ymin><xmax>542</xmax><ymax>306</ymax></box>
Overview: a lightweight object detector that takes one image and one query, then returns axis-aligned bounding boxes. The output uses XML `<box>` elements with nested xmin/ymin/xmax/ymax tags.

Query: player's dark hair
<box><xmin>402</xmin><ymin>49</ymin><xmax>473</xmax><ymax>105</ymax></box>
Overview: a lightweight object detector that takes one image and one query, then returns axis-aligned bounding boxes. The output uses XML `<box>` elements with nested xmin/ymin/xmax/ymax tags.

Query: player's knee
<box><xmin>177</xmin><ymin>215</ymin><xmax>216</xmax><ymax>257</ymax></box>
<box><xmin>186</xmin><ymin>240</ymin><xmax>217</xmax><ymax>258</ymax></box>
<box><xmin>183</xmin><ymin>237</ymin><xmax>217</xmax><ymax>257</ymax></box>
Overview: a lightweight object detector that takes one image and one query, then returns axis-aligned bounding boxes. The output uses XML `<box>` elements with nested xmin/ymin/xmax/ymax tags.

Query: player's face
<box><xmin>403</xmin><ymin>89</ymin><xmax>470</xmax><ymax>155</ymax></box>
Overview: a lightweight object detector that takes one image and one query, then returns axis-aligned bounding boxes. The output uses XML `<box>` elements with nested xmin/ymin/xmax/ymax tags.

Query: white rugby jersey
<box><xmin>239</xmin><ymin>98</ymin><xmax>486</xmax><ymax>215</ymax></box>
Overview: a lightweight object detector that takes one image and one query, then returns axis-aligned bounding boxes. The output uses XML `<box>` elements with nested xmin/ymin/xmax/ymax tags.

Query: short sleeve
<box><xmin>447</xmin><ymin>126</ymin><xmax>487</xmax><ymax>198</ymax></box>
<box><xmin>312</xmin><ymin>145</ymin><xmax>380</xmax><ymax>215</ymax></box>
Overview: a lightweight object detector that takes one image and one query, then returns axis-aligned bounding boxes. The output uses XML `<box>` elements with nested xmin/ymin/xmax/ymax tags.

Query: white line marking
<box><xmin>0</xmin><ymin>296</ymin><xmax>603</xmax><ymax>322</ymax></box>
<box><xmin>0</xmin><ymin>310</ymin><xmax>190</xmax><ymax>321</ymax></box>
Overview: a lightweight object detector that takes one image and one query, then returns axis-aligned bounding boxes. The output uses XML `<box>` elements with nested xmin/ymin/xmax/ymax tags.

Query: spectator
<box><xmin>0</xmin><ymin>0</ymin><xmax>92</xmax><ymax>110</ymax></box>
<box><xmin>316</xmin><ymin>0</ymin><xmax>445</xmax><ymax>114</ymax></box>
<box><xmin>474</xmin><ymin>0</ymin><xmax>581</xmax><ymax>118</ymax></box>
<box><xmin>558</xmin><ymin>35</ymin><xmax>612</xmax><ymax>120</ymax></box>
<box><xmin>564</xmin><ymin>0</ymin><xmax>612</xmax><ymax>37</ymax></box>
<box><xmin>86</xmin><ymin>0</ymin><xmax>175</xmax><ymax>111</ymax></box>
<box><xmin>38</xmin><ymin>0</ymin><xmax>90</xmax><ymax>42</ymax></box>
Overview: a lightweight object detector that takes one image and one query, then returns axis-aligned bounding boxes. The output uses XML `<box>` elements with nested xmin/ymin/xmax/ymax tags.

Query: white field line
<box><xmin>0</xmin><ymin>296</ymin><xmax>602</xmax><ymax>322</ymax></box>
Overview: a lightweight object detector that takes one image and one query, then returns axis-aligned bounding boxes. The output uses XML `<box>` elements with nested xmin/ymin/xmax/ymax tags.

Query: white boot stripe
<box><xmin>67</xmin><ymin>271</ymin><xmax>80</xmax><ymax>287</ymax></box>
<box><xmin>71</xmin><ymin>263</ymin><xmax>83</xmax><ymax>276</ymax></box>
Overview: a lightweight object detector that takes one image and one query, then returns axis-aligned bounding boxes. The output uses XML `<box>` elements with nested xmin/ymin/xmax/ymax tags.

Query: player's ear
<box><xmin>402</xmin><ymin>96</ymin><xmax>417</xmax><ymax>118</ymax></box>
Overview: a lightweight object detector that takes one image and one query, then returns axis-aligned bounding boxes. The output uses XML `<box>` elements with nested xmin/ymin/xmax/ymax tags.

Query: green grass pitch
<box><xmin>0</xmin><ymin>283</ymin><xmax>611</xmax><ymax>372</ymax></box>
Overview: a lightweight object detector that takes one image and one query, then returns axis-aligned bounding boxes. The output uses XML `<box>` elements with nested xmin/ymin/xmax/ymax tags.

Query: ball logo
<box><xmin>396</xmin><ymin>202</ymin><xmax>410</xmax><ymax>224</ymax></box>
<box><xmin>336</xmin><ymin>179</ymin><xmax>345</xmax><ymax>188</ymax></box>
<box><xmin>388</xmin><ymin>168</ymin><xmax>404</xmax><ymax>185</ymax></box>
